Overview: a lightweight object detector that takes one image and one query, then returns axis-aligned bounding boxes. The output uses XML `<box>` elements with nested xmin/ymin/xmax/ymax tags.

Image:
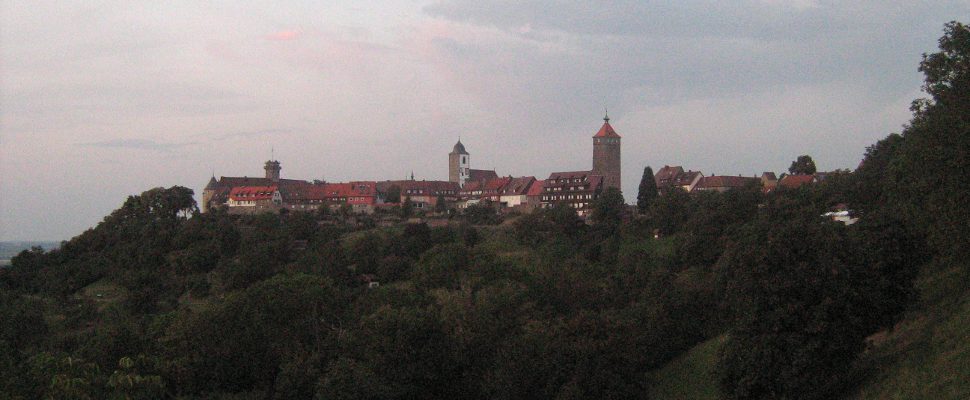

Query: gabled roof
<box><xmin>655</xmin><ymin>165</ymin><xmax>686</xmax><ymax>185</ymax></box>
<box><xmin>501</xmin><ymin>176</ymin><xmax>536</xmax><ymax>196</ymax></box>
<box><xmin>526</xmin><ymin>180</ymin><xmax>545</xmax><ymax>196</ymax></box>
<box><xmin>673</xmin><ymin>171</ymin><xmax>702</xmax><ymax>187</ymax></box>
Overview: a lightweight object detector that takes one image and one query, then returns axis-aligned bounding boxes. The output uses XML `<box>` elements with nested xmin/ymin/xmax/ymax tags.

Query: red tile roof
<box><xmin>229</xmin><ymin>185</ymin><xmax>277</xmax><ymax>201</ymax></box>
<box><xmin>501</xmin><ymin>176</ymin><xmax>536</xmax><ymax>195</ymax></box>
<box><xmin>526</xmin><ymin>180</ymin><xmax>545</xmax><ymax>196</ymax></box>
<box><xmin>778</xmin><ymin>174</ymin><xmax>816</xmax><ymax>189</ymax></box>
<box><xmin>468</xmin><ymin>169</ymin><xmax>498</xmax><ymax>183</ymax></box>
<box><xmin>547</xmin><ymin>170</ymin><xmax>594</xmax><ymax>181</ymax></box>
<box><xmin>654</xmin><ymin>165</ymin><xmax>686</xmax><ymax>186</ymax></box>
<box><xmin>543</xmin><ymin>171</ymin><xmax>604</xmax><ymax>192</ymax></box>
<box><xmin>673</xmin><ymin>171</ymin><xmax>702</xmax><ymax>187</ymax></box>
<box><xmin>593</xmin><ymin>121</ymin><xmax>621</xmax><ymax>138</ymax></box>
<box><xmin>217</xmin><ymin>177</ymin><xmax>307</xmax><ymax>188</ymax></box>
<box><xmin>461</xmin><ymin>181</ymin><xmax>482</xmax><ymax>192</ymax></box>
<box><xmin>484</xmin><ymin>177</ymin><xmax>512</xmax><ymax>191</ymax></box>
<box><xmin>377</xmin><ymin>180</ymin><xmax>460</xmax><ymax>196</ymax></box>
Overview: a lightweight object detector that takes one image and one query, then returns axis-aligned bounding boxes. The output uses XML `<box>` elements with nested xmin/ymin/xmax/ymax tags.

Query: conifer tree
<box><xmin>636</xmin><ymin>166</ymin><xmax>658</xmax><ymax>214</ymax></box>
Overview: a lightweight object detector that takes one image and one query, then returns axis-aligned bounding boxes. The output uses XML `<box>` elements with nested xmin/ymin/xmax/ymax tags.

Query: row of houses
<box><xmin>203</xmin><ymin>161</ymin><xmax>550</xmax><ymax>215</ymax></box>
<box><xmin>653</xmin><ymin>165</ymin><xmax>822</xmax><ymax>194</ymax></box>
<box><xmin>204</xmin><ymin>159</ymin><xmax>619</xmax><ymax>217</ymax></box>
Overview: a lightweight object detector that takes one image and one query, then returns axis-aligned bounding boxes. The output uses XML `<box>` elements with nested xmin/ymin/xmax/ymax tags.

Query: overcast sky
<box><xmin>1</xmin><ymin>1</ymin><xmax>967</xmax><ymax>241</ymax></box>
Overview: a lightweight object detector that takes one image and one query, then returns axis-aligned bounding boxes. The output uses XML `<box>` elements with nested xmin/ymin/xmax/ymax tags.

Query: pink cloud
<box><xmin>266</xmin><ymin>30</ymin><xmax>300</xmax><ymax>41</ymax></box>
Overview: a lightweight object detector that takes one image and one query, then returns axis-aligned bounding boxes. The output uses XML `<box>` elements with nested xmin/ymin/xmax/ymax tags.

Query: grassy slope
<box><xmin>646</xmin><ymin>335</ymin><xmax>725</xmax><ymax>400</ymax></box>
<box><xmin>645</xmin><ymin>262</ymin><xmax>970</xmax><ymax>400</ymax></box>
<box><xmin>849</xmin><ymin>262</ymin><xmax>970</xmax><ymax>400</ymax></box>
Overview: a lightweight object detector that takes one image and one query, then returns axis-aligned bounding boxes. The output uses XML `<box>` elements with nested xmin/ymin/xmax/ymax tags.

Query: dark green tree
<box><xmin>164</xmin><ymin>274</ymin><xmax>345</xmax><ymax>396</ymax></box>
<box><xmin>890</xmin><ymin>21</ymin><xmax>970</xmax><ymax>258</ymax></box>
<box><xmin>788</xmin><ymin>155</ymin><xmax>817</xmax><ymax>175</ymax></box>
<box><xmin>637</xmin><ymin>166</ymin><xmax>658</xmax><ymax>214</ymax></box>
<box><xmin>716</xmin><ymin>211</ymin><xmax>922</xmax><ymax>400</ymax></box>
<box><xmin>463</xmin><ymin>201</ymin><xmax>499</xmax><ymax>225</ymax></box>
<box><xmin>385</xmin><ymin>185</ymin><xmax>401</xmax><ymax>204</ymax></box>
<box><xmin>851</xmin><ymin>134</ymin><xmax>904</xmax><ymax>215</ymax></box>
<box><xmin>591</xmin><ymin>187</ymin><xmax>625</xmax><ymax>232</ymax></box>
<box><xmin>649</xmin><ymin>187</ymin><xmax>692</xmax><ymax>235</ymax></box>
<box><xmin>400</xmin><ymin>197</ymin><xmax>413</xmax><ymax>219</ymax></box>
<box><xmin>434</xmin><ymin>194</ymin><xmax>447</xmax><ymax>214</ymax></box>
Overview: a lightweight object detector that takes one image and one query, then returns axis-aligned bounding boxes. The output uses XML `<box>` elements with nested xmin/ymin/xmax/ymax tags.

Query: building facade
<box><xmin>538</xmin><ymin>171</ymin><xmax>604</xmax><ymax>217</ymax></box>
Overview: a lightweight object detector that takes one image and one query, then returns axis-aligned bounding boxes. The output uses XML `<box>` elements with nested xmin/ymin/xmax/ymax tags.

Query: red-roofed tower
<box><xmin>592</xmin><ymin>111</ymin><xmax>621</xmax><ymax>191</ymax></box>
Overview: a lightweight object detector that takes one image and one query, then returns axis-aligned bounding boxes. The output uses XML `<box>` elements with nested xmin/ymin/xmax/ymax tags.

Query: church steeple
<box><xmin>449</xmin><ymin>138</ymin><xmax>470</xmax><ymax>186</ymax></box>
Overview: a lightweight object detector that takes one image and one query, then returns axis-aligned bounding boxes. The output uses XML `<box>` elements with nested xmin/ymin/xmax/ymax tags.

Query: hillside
<box><xmin>850</xmin><ymin>261</ymin><xmax>970</xmax><ymax>399</ymax></box>
<box><xmin>643</xmin><ymin>261</ymin><xmax>970</xmax><ymax>400</ymax></box>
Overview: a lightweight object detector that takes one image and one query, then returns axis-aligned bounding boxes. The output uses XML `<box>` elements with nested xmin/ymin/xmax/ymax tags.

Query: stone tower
<box><xmin>202</xmin><ymin>175</ymin><xmax>220</xmax><ymax>213</ymax></box>
<box><xmin>592</xmin><ymin>112</ymin><xmax>621</xmax><ymax>191</ymax></box>
<box><xmin>449</xmin><ymin>140</ymin><xmax>470</xmax><ymax>186</ymax></box>
<box><xmin>264</xmin><ymin>160</ymin><xmax>281</xmax><ymax>182</ymax></box>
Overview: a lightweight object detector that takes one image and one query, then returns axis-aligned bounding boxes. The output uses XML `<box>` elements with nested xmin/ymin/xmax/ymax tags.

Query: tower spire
<box><xmin>604</xmin><ymin>108</ymin><xmax>609</xmax><ymax>122</ymax></box>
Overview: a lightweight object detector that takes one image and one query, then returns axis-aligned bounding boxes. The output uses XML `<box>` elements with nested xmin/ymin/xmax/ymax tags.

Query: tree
<box><xmin>164</xmin><ymin>274</ymin><xmax>344</xmax><ymax>396</ymax></box>
<box><xmin>788</xmin><ymin>155</ymin><xmax>817</xmax><ymax>175</ymax></box>
<box><xmin>400</xmin><ymin>197</ymin><xmax>413</xmax><ymax>219</ymax></box>
<box><xmin>918</xmin><ymin>21</ymin><xmax>970</xmax><ymax>109</ymax></box>
<box><xmin>591</xmin><ymin>187</ymin><xmax>625</xmax><ymax>232</ymax></box>
<box><xmin>890</xmin><ymin>21</ymin><xmax>970</xmax><ymax>258</ymax></box>
<box><xmin>463</xmin><ymin>201</ymin><xmax>500</xmax><ymax>225</ymax></box>
<box><xmin>636</xmin><ymin>166</ymin><xmax>658</xmax><ymax>214</ymax></box>
<box><xmin>434</xmin><ymin>194</ymin><xmax>447</xmax><ymax>214</ymax></box>
<box><xmin>716</xmin><ymin>211</ymin><xmax>922</xmax><ymax>400</ymax></box>
<box><xmin>385</xmin><ymin>185</ymin><xmax>402</xmax><ymax>204</ymax></box>
<box><xmin>649</xmin><ymin>187</ymin><xmax>692</xmax><ymax>235</ymax></box>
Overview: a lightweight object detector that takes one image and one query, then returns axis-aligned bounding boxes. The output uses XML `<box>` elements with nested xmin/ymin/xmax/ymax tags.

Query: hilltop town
<box><xmin>203</xmin><ymin>113</ymin><xmax>825</xmax><ymax>218</ymax></box>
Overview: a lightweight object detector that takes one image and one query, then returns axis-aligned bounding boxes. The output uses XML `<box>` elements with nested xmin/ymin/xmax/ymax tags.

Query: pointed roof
<box><xmin>205</xmin><ymin>176</ymin><xmax>220</xmax><ymax>190</ymax></box>
<box><xmin>592</xmin><ymin>113</ymin><xmax>621</xmax><ymax>138</ymax></box>
<box><xmin>451</xmin><ymin>140</ymin><xmax>469</xmax><ymax>155</ymax></box>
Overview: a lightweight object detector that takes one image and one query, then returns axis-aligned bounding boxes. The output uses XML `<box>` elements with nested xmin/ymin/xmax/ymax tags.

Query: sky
<box><xmin>1</xmin><ymin>1</ymin><xmax>967</xmax><ymax>241</ymax></box>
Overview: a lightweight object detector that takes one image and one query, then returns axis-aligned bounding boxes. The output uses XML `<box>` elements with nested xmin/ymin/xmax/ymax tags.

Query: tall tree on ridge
<box><xmin>637</xmin><ymin>166</ymin><xmax>658</xmax><ymax>214</ymax></box>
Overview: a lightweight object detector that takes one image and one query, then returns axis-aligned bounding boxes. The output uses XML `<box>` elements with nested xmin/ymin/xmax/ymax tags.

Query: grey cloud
<box><xmin>79</xmin><ymin>139</ymin><xmax>198</xmax><ymax>152</ymax></box>
<box><xmin>212</xmin><ymin>129</ymin><xmax>293</xmax><ymax>141</ymax></box>
<box><xmin>423</xmin><ymin>0</ymin><xmax>966</xmax><ymax>112</ymax></box>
